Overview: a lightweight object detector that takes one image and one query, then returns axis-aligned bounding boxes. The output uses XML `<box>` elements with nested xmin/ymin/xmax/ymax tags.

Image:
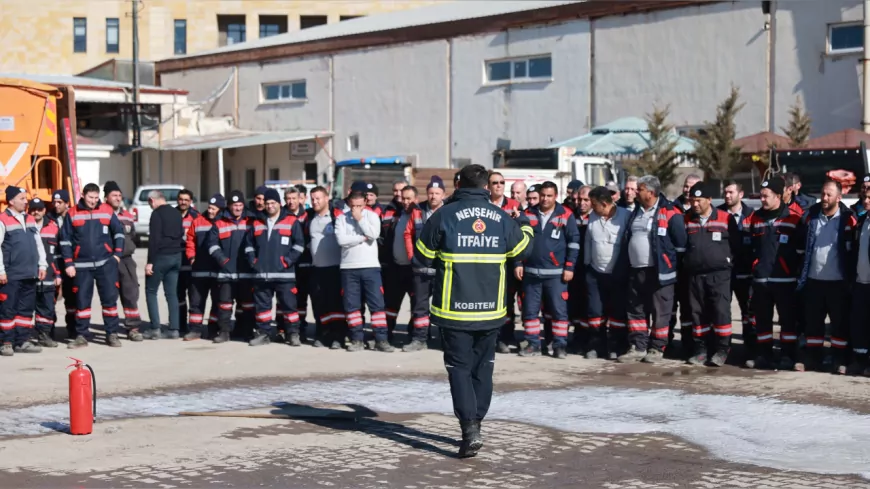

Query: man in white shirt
<box><xmin>583</xmin><ymin>186</ymin><xmax>631</xmax><ymax>359</ymax></box>
<box><xmin>336</xmin><ymin>190</ymin><xmax>394</xmax><ymax>352</ymax></box>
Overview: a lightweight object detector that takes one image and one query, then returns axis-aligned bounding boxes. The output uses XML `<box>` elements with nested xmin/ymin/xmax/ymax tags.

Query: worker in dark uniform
<box><xmin>562</xmin><ymin>179</ymin><xmax>583</xmax><ymax>211</ymax></box>
<box><xmin>783</xmin><ymin>172</ymin><xmax>814</xmax><ymax>215</ymax></box>
<box><xmin>104</xmin><ymin>181</ymin><xmax>143</xmax><ymax>341</ymax></box>
<box><xmin>745</xmin><ymin>178</ymin><xmax>803</xmax><ymax>370</ymax></box>
<box><xmin>851</xmin><ymin>176</ymin><xmax>870</xmax><ymax>219</ymax></box>
<box><xmin>517</xmin><ymin>181</ymin><xmax>580</xmax><ymax>359</ymax></box>
<box><xmin>0</xmin><ymin>187</ymin><xmax>47</xmax><ymax>356</ymax></box>
<box><xmin>717</xmin><ymin>181</ymin><xmax>754</xmax><ymax>363</ymax></box>
<box><xmin>177</xmin><ymin>189</ymin><xmax>199</xmax><ymax>336</ymax></box>
<box><xmin>29</xmin><ymin>198</ymin><xmax>61</xmax><ymax>348</ymax></box>
<box><xmin>670</xmin><ymin>174</ymin><xmax>700</xmax><ymax>359</ymax></box>
<box><xmin>207</xmin><ymin>190</ymin><xmax>251</xmax><ymax>344</ymax></box>
<box><xmin>526</xmin><ymin>185</ymin><xmax>540</xmax><ymax>209</ymax></box>
<box><xmin>682</xmin><ymin>182</ymin><xmax>739</xmax><ymax>366</ymax></box>
<box><xmin>282</xmin><ymin>186</ymin><xmax>309</xmax><ymax>341</ymax></box>
<box><xmin>48</xmin><ymin>189</ymin><xmax>75</xmax><ymax>340</ymax></box>
<box><xmin>568</xmin><ymin>185</ymin><xmax>591</xmax><ymax>353</ymax></box>
<box><xmin>185</xmin><ymin>194</ymin><xmax>224</xmax><ymax>340</ymax></box>
<box><xmin>414</xmin><ymin>164</ymin><xmax>530</xmax><ymax>458</ymax></box>
<box><xmin>248</xmin><ymin>189</ymin><xmax>305</xmax><ymax>346</ymax></box>
<box><xmin>849</xmin><ymin>188</ymin><xmax>870</xmax><ymax>375</ymax></box>
<box><xmin>489</xmin><ymin>171</ymin><xmax>522</xmax><ymax>354</ymax></box>
<box><xmin>60</xmin><ymin>183</ymin><xmax>126</xmax><ymax>349</ymax></box>
<box><xmin>383</xmin><ymin>186</ymin><xmax>432</xmax><ymax>349</ymax></box>
<box><xmin>797</xmin><ymin>180</ymin><xmax>856</xmax><ymax>373</ymax></box>
<box><xmin>248</xmin><ymin>185</ymin><xmax>267</xmax><ymax>220</ymax></box>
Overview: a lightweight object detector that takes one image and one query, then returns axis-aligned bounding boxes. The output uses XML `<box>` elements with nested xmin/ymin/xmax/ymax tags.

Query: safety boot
<box><xmin>847</xmin><ymin>357</ymin><xmax>867</xmax><ymax>376</ymax></box>
<box><xmin>67</xmin><ymin>336</ymin><xmax>88</xmax><ymax>349</ymax></box>
<box><xmin>330</xmin><ymin>340</ymin><xmax>342</xmax><ymax>350</ymax></box>
<box><xmin>374</xmin><ymin>340</ymin><xmax>395</xmax><ymax>352</ymax></box>
<box><xmin>212</xmin><ymin>331</ymin><xmax>231</xmax><ymax>344</ymax></box>
<box><xmin>778</xmin><ymin>355</ymin><xmax>795</xmax><ymax>371</ymax></box>
<box><xmin>183</xmin><ymin>331</ymin><xmax>202</xmax><ymax>341</ymax></box>
<box><xmin>709</xmin><ymin>349</ymin><xmax>729</xmax><ymax>367</ymax></box>
<box><xmin>15</xmin><ymin>342</ymin><xmax>42</xmax><ymax>353</ymax></box>
<box><xmin>163</xmin><ymin>330</ymin><xmax>180</xmax><ymax>340</ymax></box>
<box><xmin>346</xmin><ymin>340</ymin><xmax>365</xmax><ymax>352</ymax></box>
<box><xmin>584</xmin><ymin>349</ymin><xmax>598</xmax><ymax>360</ymax></box>
<box><xmin>553</xmin><ymin>347</ymin><xmax>567</xmax><ymax>359</ymax></box>
<box><xmin>0</xmin><ymin>342</ymin><xmax>12</xmax><ymax>356</ymax></box>
<box><xmin>141</xmin><ymin>328</ymin><xmax>161</xmax><ymax>340</ymax></box>
<box><xmin>287</xmin><ymin>333</ymin><xmax>302</xmax><ymax>347</ymax></box>
<box><xmin>106</xmin><ymin>333</ymin><xmax>122</xmax><ymax>348</ymax></box>
<box><xmin>312</xmin><ymin>339</ymin><xmax>325</xmax><ymax>348</ymax></box>
<box><xmin>641</xmin><ymin>349</ymin><xmax>664</xmax><ymax>364</ymax></box>
<box><xmin>127</xmin><ymin>328</ymin><xmax>143</xmax><ymax>342</ymax></box>
<box><xmin>617</xmin><ymin>345</ymin><xmax>645</xmax><ymax>363</ymax></box>
<box><xmin>249</xmin><ymin>333</ymin><xmax>272</xmax><ymax>346</ymax></box>
<box><xmin>403</xmin><ymin>340</ymin><xmax>427</xmax><ymax>352</ymax></box>
<box><xmin>37</xmin><ymin>331</ymin><xmax>58</xmax><ymax>348</ymax></box>
<box><xmin>496</xmin><ymin>341</ymin><xmax>511</xmax><ymax>354</ymax></box>
<box><xmin>687</xmin><ymin>351</ymin><xmax>707</xmax><ymax>366</ymax></box>
<box><xmin>458</xmin><ymin>420</ymin><xmax>483</xmax><ymax>458</ymax></box>
<box><xmin>518</xmin><ymin>344</ymin><xmax>541</xmax><ymax>357</ymax></box>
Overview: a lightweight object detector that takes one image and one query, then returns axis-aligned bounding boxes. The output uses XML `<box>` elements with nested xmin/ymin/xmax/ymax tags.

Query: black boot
<box><xmin>458</xmin><ymin>420</ymin><xmax>483</xmax><ymax>458</ymax></box>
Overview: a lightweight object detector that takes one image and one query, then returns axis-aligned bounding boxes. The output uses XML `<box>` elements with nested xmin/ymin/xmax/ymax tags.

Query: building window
<box><xmin>218</xmin><ymin>14</ymin><xmax>246</xmax><ymax>46</ymax></box>
<box><xmin>73</xmin><ymin>18</ymin><xmax>87</xmax><ymax>53</ymax></box>
<box><xmin>340</xmin><ymin>15</ymin><xmax>363</xmax><ymax>21</ymax></box>
<box><xmin>347</xmin><ymin>133</ymin><xmax>359</xmax><ymax>152</ymax></box>
<box><xmin>485</xmin><ymin>55</ymin><xmax>552</xmax><ymax>83</ymax></box>
<box><xmin>262</xmin><ymin>81</ymin><xmax>307</xmax><ymax>102</ymax></box>
<box><xmin>105</xmin><ymin>18</ymin><xmax>119</xmax><ymax>53</ymax></box>
<box><xmin>245</xmin><ymin>169</ymin><xmax>256</xmax><ymax>198</ymax></box>
<box><xmin>259</xmin><ymin>15</ymin><xmax>287</xmax><ymax>38</ymax></box>
<box><xmin>268</xmin><ymin>168</ymin><xmax>280</xmax><ymax>181</ymax></box>
<box><xmin>829</xmin><ymin>23</ymin><xmax>863</xmax><ymax>54</ymax></box>
<box><xmin>300</xmin><ymin>15</ymin><xmax>328</xmax><ymax>29</ymax></box>
<box><xmin>174</xmin><ymin>19</ymin><xmax>187</xmax><ymax>54</ymax></box>
<box><xmin>305</xmin><ymin>163</ymin><xmax>317</xmax><ymax>182</ymax></box>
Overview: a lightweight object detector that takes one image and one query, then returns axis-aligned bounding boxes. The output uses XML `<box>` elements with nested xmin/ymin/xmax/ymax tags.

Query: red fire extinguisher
<box><xmin>67</xmin><ymin>357</ymin><xmax>96</xmax><ymax>435</ymax></box>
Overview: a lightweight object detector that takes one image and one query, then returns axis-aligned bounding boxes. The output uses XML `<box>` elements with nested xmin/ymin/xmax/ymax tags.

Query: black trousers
<box><xmin>671</xmin><ymin>271</ymin><xmax>692</xmax><ymax>348</ymax></box>
<box><xmin>188</xmin><ymin>275</ymin><xmax>217</xmax><ymax>336</ymax></box>
<box><xmin>177</xmin><ymin>270</ymin><xmax>191</xmax><ymax>335</ymax></box>
<box><xmin>215</xmin><ymin>280</ymin><xmax>254</xmax><ymax>337</ymax></box>
<box><xmin>850</xmin><ymin>282</ymin><xmax>870</xmax><ymax>356</ymax></box>
<box><xmin>687</xmin><ymin>270</ymin><xmax>732</xmax><ymax>352</ymax></box>
<box><xmin>34</xmin><ymin>282</ymin><xmax>56</xmax><ymax>335</ymax></box>
<box><xmin>752</xmin><ymin>280</ymin><xmax>798</xmax><ymax>357</ymax></box>
<box><xmin>804</xmin><ymin>279</ymin><xmax>850</xmax><ymax>358</ymax></box>
<box><xmin>118</xmin><ymin>256</ymin><xmax>142</xmax><ymax>330</ymax></box>
<box><xmin>60</xmin><ymin>268</ymin><xmax>77</xmax><ymax>339</ymax></box>
<box><xmin>499</xmin><ymin>275</ymin><xmax>519</xmax><ymax>345</ymax></box>
<box><xmin>626</xmin><ymin>267</ymin><xmax>674</xmax><ymax>352</ymax></box>
<box><xmin>568</xmin><ymin>270</ymin><xmax>588</xmax><ymax>347</ymax></box>
<box><xmin>441</xmin><ymin>327</ymin><xmax>498</xmax><ymax>423</ymax></box>
<box><xmin>732</xmin><ymin>276</ymin><xmax>754</xmax><ymax>347</ymax></box>
<box><xmin>312</xmin><ymin>266</ymin><xmax>347</xmax><ymax>345</ymax></box>
<box><xmin>384</xmin><ymin>264</ymin><xmax>431</xmax><ymax>342</ymax></box>
<box><xmin>295</xmin><ymin>265</ymin><xmax>313</xmax><ymax>339</ymax></box>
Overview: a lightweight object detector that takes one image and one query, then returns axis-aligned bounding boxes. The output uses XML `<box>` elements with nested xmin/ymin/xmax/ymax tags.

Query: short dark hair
<box><xmin>295</xmin><ymin>184</ymin><xmax>308</xmax><ymax>194</ymax></box>
<box><xmin>402</xmin><ymin>185</ymin><xmax>418</xmax><ymax>196</ymax></box>
<box><xmin>539</xmin><ymin>181</ymin><xmax>558</xmax><ymax>193</ymax></box>
<box><xmin>178</xmin><ymin>189</ymin><xmax>194</xmax><ymax>200</ymax></box>
<box><xmin>724</xmin><ymin>181</ymin><xmax>743</xmax><ymax>192</ymax></box>
<box><xmin>453</xmin><ymin>171</ymin><xmax>461</xmax><ymax>183</ymax></box>
<box><xmin>310</xmin><ymin>186</ymin><xmax>328</xmax><ymax>197</ymax></box>
<box><xmin>823</xmin><ymin>179</ymin><xmax>842</xmax><ymax>193</ymax></box>
<box><xmin>783</xmin><ymin>172</ymin><xmax>801</xmax><ymax>186</ymax></box>
<box><xmin>588</xmin><ymin>186</ymin><xmax>614</xmax><ymax>204</ymax></box>
<box><xmin>347</xmin><ymin>190</ymin><xmax>366</xmax><ymax>201</ymax></box>
<box><xmin>458</xmin><ymin>164</ymin><xmax>489</xmax><ymax>189</ymax></box>
<box><xmin>488</xmin><ymin>171</ymin><xmax>504</xmax><ymax>181</ymax></box>
<box><xmin>83</xmin><ymin>183</ymin><xmax>100</xmax><ymax>195</ymax></box>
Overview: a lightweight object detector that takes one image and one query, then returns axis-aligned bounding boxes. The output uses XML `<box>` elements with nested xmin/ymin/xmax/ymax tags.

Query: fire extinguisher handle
<box><xmin>66</xmin><ymin>357</ymin><xmax>84</xmax><ymax>369</ymax></box>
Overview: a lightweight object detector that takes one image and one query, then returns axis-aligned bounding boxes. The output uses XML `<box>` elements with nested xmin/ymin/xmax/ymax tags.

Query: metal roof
<box><xmin>143</xmin><ymin>130</ymin><xmax>332</xmax><ymax>151</ymax></box>
<box><xmin>0</xmin><ymin>73</ymin><xmax>186</xmax><ymax>94</ymax></box>
<box><xmin>172</xmin><ymin>1</ymin><xmax>579</xmax><ymax>60</ymax></box>
<box><xmin>549</xmin><ymin>117</ymin><xmax>698</xmax><ymax>156</ymax></box>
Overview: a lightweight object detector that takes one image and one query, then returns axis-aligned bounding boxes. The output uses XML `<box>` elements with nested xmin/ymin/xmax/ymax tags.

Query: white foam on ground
<box><xmin>2</xmin><ymin>380</ymin><xmax>869</xmax><ymax>477</ymax></box>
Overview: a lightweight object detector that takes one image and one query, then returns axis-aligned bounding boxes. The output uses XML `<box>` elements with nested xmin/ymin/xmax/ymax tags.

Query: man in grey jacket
<box><xmin>336</xmin><ymin>190</ymin><xmax>393</xmax><ymax>352</ymax></box>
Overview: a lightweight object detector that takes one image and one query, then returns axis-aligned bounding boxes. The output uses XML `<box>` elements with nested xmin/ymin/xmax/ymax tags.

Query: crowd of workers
<box><xmin>1</xmin><ymin>166</ymin><xmax>868</xmax><ymax>376</ymax></box>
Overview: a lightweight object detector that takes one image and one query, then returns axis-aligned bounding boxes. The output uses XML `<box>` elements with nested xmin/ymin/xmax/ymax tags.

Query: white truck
<box><xmin>492</xmin><ymin>146</ymin><xmax>616</xmax><ymax>194</ymax></box>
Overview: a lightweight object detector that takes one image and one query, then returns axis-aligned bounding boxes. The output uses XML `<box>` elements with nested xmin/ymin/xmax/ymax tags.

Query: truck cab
<box><xmin>770</xmin><ymin>142</ymin><xmax>869</xmax><ymax>208</ymax></box>
<box><xmin>492</xmin><ymin>146</ymin><xmax>615</xmax><ymax>193</ymax></box>
<box><xmin>332</xmin><ymin>156</ymin><xmax>414</xmax><ymax>205</ymax></box>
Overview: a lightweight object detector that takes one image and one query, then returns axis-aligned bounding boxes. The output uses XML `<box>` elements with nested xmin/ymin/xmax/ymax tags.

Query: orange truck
<box><xmin>0</xmin><ymin>78</ymin><xmax>75</xmax><ymax>210</ymax></box>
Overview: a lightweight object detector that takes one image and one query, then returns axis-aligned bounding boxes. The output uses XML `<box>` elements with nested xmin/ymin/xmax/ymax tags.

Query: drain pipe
<box><xmin>864</xmin><ymin>0</ymin><xmax>870</xmax><ymax>133</ymax></box>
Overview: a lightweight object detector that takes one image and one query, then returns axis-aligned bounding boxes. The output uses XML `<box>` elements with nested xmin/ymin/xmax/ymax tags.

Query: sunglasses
<box><xmin>490</xmin><ymin>181</ymin><xmax>505</xmax><ymax>185</ymax></box>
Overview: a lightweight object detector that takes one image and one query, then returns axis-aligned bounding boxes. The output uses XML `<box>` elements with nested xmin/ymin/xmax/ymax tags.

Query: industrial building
<box><xmin>148</xmin><ymin>0</ymin><xmax>866</xmax><ymax>196</ymax></box>
<box><xmin>0</xmin><ymin>0</ymin><xmax>435</xmax><ymax>76</ymax></box>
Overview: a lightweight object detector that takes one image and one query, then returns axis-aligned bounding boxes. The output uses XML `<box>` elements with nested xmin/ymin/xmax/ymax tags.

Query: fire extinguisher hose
<box><xmin>85</xmin><ymin>364</ymin><xmax>96</xmax><ymax>422</ymax></box>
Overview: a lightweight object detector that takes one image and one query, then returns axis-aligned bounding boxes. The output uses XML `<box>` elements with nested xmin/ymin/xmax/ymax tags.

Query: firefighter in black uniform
<box><xmin>683</xmin><ymin>182</ymin><xmax>740</xmax><ymax>366</ymax></box>
<box><xmin>413</xmin><ymin>164</ymin><xmax>530</xmax><ymax>458</ymax></box>
<box><xmin>717</xmin><ymin>181</ymin><xmax>754</xmax><ymax>362</ymax></box>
